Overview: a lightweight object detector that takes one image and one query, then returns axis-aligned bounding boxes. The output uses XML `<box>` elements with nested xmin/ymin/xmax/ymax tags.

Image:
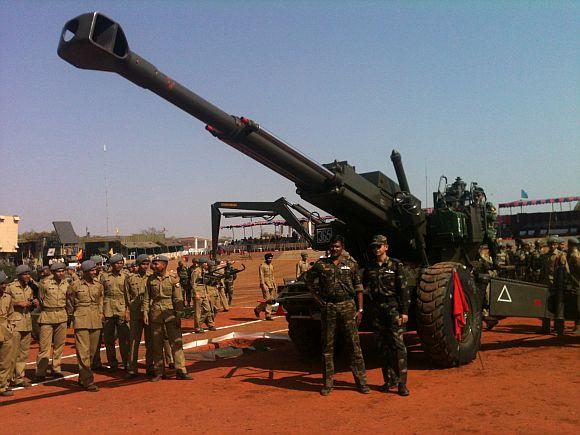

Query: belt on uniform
<box><xmin>41</xmin><ymin>307</ymin><xmax>66</xmax><ymax>312</ymax></box>
<box><xmin>321</xmin><ymin>295</ymin><xmax>353</xmax><ymax>303</ymax></box>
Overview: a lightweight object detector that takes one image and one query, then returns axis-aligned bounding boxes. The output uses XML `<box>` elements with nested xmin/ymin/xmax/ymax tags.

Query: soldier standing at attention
<box><xmin>0</xmin><ymin>272</ymin><xmax>16</xmax><ymax>397</ymax></box>
<box><xmin>254</xmin><ymin>253</ymin><xmax>277</xmax><ymax>321</ymax></box>
<box><xmin>304</xmin><ymin>235</ymin><xmax>369</xmax><ymax>396</ymax></box>
<box><xmin>364</xmin><ymin>235</ymin><xmax>410</xmax><ymax>396</ymax></box>
<box><xmin>566</xmin><ymin>238</ymin><xmax>580</xmax><ymax>334</ymax></box>
<box><xmin>35</xmin><ymin>262</ymin><xmax>69</xmax><ymax>381</ymax></box>
<box><xmin>296</xmin><ymin>252</ymin><xmax>310</xmax><ymax>279</ymax></box>
<box><xmin>177</xmin><ymin>261</ymin><xmax>192</xmax><ymax>308</ymax></box>
<box><xmin>212</xmin><ymin>260</ymin><xmax>230</xmax><ymax>312</ymax></box>
<box><xmin>6</xmin><ymin>265</ymin><xmax>38</xmax><ymax>388</ymax></box>
<box><xmin>90</xmin><ymin>255</ymin><xmax>106</xmax><ymax>371</ymax></box>
<box><xmin>100</xmin><ymin>254</ymin><xmax>131</xmax><ymax>371</ymax></box>
<box><xmin>124</xmin><ymin>254</ymin><xmax>153</xmax><ymax>378</ymax></box>
<box><xmin>66</xmin><ymin>260</ymin><xmax>103</xmax><ymax>392</ymax></box>
<box><xmin>143</xmin><ymin>255</ymin><xmax>191</xmax><ymax>382</ymax></box>
<box><xmin>190</xmin><ymin>258</ymin><xmax>216</xmax><ymax>333</ymax></box>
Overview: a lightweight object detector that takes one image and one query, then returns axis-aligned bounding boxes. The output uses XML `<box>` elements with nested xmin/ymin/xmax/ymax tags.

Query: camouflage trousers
<box><xmin>371</xmin><ymin>302</ymin><xmax>407</xmax><ymax>385</ymax></box>
<box><xmin>320</xmin><ymin>300</ymin><xmax>367</xmax><ymax>388</ymax></box>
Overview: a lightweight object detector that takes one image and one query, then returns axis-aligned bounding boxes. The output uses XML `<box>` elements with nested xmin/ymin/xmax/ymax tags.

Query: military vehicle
<box><xmin>58</xmin><ymin>12</ymin><xmax>577</xmax><ymax>367</ymax></box>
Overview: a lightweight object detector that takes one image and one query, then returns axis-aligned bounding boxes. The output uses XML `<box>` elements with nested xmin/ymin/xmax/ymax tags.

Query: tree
<box><xmin>139</xmin><ymin>227</ymin><xmax>165</xmax><ymax>236</ymax></box>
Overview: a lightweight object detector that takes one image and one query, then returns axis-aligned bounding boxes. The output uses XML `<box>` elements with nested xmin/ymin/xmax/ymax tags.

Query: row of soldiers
<box><xmin>0</xmin><ymin>253</ymin><xmax>209</xmax><ymax>397</ymax></box>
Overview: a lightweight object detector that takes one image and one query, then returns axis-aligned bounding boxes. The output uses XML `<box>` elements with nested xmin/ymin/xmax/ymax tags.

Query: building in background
<box><xmin>0</xmin><ymin>215</ymin><xmax>20</xmax><ymax>258</ymax></box>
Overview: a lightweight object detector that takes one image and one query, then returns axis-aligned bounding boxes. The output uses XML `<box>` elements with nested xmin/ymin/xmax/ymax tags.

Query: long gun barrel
<box><xmin>57</xmin><ymin>12</ymin><xmax>335</xmax><ymax>190</ymax></box>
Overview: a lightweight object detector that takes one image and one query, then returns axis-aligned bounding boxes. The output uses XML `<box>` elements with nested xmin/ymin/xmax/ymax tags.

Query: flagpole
<box><xmin>103</xmin><ymin>144</ymin><xmax>110</xmax><ymax>236</ymax></box>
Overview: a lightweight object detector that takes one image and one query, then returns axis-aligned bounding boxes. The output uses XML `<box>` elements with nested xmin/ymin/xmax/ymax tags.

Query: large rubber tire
<box><xmin>287</xmin><ymin>318</ymin><xmax>321</xmax><ymax>359</ymax></box>
<box><xmin>416</xmin><ymin>262</ymin><xmax>483</xmax><ymax>367</ymax></box>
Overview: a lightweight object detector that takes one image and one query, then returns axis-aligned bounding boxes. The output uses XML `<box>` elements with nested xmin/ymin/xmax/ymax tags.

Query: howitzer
<box><xmin>60</xmin><ymin>12</ymin><xmax>573</xmax><ymax>368</ymax></box>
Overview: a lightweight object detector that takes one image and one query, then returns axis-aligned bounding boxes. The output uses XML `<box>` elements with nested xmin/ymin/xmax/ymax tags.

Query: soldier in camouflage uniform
<box><xmin>304</xmin><ymin>235</ymin><xmax>369</xmax><ymax>396</ymax></box>
<box><xmin>363</xmin><ymin>235</ymin><xmax>410</xmax><ymax>396</ymax></box>
<box><xmin>566</xmin><ymin>238</ymin><xmax>580</xmax><ymax>334</ymax></box>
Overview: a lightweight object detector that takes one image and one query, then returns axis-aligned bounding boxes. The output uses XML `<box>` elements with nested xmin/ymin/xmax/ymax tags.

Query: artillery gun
<box><xmin>58</xmin><ymin>12</ymin><xmax>573</xmax><ymax>368</ymax></box>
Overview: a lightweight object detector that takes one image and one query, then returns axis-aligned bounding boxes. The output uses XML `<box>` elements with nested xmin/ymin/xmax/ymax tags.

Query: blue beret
<box><xmin>50</xmin><ymin>262</ymin><xmax>66</xmax><ymax>271</ymax></box>
<box><xmin>109</xmin><ymin>254</ymin><xmax>124</xmax><ymax>264</ymax></box>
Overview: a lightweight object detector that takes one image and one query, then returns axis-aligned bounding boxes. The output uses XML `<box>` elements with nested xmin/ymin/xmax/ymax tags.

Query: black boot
<box><xmin>397</xmin><ymin>383</ymin><xmax>410</xmax><ymax>396</ymax></box>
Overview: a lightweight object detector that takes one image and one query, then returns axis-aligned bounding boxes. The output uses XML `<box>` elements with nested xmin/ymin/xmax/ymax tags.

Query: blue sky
<box><xmin>1</xmin><ymin>1</ymin><xmax>578</xmax><ymax>237</ymax></box>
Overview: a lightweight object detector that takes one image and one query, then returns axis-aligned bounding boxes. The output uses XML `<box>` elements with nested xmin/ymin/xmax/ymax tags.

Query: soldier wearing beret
<box><xmin>89</xmin><ymin>255</ymin><xmax>106</xmax><ymax>371</ymax></box>
<box><xmin>0</xmin><ymin>272</ymin><xmax>16</xmax><ymax>396</ymax></box>
<box><xmin>304</xmin><ymin>235</ymin><xmax>369</xmax><ymax>396</ymax></box>
<box><xmin>190</xmin><ymin>258</ymin><xmax>216</xmax><ymax>333</ymax></box>
<box><xmin>254</xmin><ymin>253</ymin><xmax>277</xmax><ymax>321</ymax></box>
<box><xmin>35</xmin><ymin>262</ymin><xmax>69</xmax><ymax>381</ymax></box>
<box><xmin>223</xmin><ymin>261</ymin><xmax>245</xmax><ymax>305</ymax></box>
<box><xmin>100</xmin><ymin>254</ymin><xmax>130</xmax><ymax>371</ymax></box>
<box><xmin>143</xmin><ymin>255</ymin><xmax>191</xmax><ymax>381</ymax></box>
<box><xmin>67</xmin><ymin>260</ymin><xmax>103</xmax><ymax>392</ymax></box>
<box><xmin>125</xmin><ymin>254</ymin><xmax>153</xmax><ymax>377</ymax></box>
<box><xmin>177</xmin><ymin>260</ymin><xmax>192</xmax><ymax>308</ymax></box>
<box><xmin>363</xmin><ymin>235</ymin><xmax>410</xmax><ymax>396</ymax></box>
<box><xmin>6</xmin><ymin>265</ymin><xmax>38</xmax><ymax>387</ymax></box>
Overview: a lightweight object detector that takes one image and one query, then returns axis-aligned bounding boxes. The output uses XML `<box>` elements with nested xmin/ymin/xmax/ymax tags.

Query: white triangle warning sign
<box><xmin>497</xmin><ymin>285</ymin><xmax>512</xmax><ymax>303</ymax></box>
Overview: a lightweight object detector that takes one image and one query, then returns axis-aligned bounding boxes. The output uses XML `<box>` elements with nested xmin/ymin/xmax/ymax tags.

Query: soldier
<box><xmin>38</xmin><ymin>266</ymin><xmax>52</xmax><ymax>283</ymax></box>
<box><xmin>90</xmin><ymin>255</ymin><xmax>106</xmax><ymax>371</ymax></box>
<box><xmin>530</xmin><ymin>240</ymin><xmax>544</xmax><ymax>283</ymax></box>
<box><xmin>67</xmin><ymin>265</ymin><xmax>81</xmax><ymax>285</ymax></box>
<box><xmin>35</xmin><ymin>262</ymin><xmax>69</xmax><ymax>381</ymax></box>
<box><xmin>124</xmin><ymin>254</ymin><xmax>153</xmax><ymax>378</ymax></box>
<box><xmin>566</xmin><ymin>238</ymin><xmax>580</xmax><ymax>334</ymax></box>
<box><xmin>143</xmin><ymin>255</ymin><xmax>191</xmax><ymax>381</ymax></box>
<box><xmin>0</xmin><ymin>272</ymin><xmax>16</xmax><ymax>397</ymax></box>
<box><xmin>206</xmin><ymin>261</ymin><xmax>222</xmax><ymax>317</ymax></box>
<box><xmin>100</xmin><ymin>254</ymin><xmax>131</xmax><ymax>371</ymax></box>
<box><xmin>211</xmin><ymin>260</ymin><xmax>229</xmax><ymax>312</ymax></box>
<box><xmin>177</xmin><ymin>261</ymin><xmax>192</xmax><ymax>308</ymax></box>
<box><xmin>254</xmin><ymin>253</ymin><xmax>277</xmax><ymax>321</ymax></box>
<box><xmin>6</xmin><ymin>265</ymin><xmax>38</xmax><ymax>388</ymax></box>
<box><xmin>296</xmin><ymin>252</ymin><xmax>310</xmax><ymax>279</ymax></box>
<box><xmin>363</xmin><ymin>235</ymin><xmax>410</xmax><ymax>396</ymax></box>
<box><xmin>514</xmin><ymin>241</ymin><xmax>530</xmax><ymax>281</ymax></box>
<box><xmin>304</xmin><ymin>235</ymin><xmax>369</xmax><ymax>396</ymax></box>
<box><xmin>223</xmin><ymin>261</ymin><xmax>245</xmax><ymax>305</ymax></box>
<box><xmin>190</xmin><ymin>258</ymin><xmax>216</xmax><ymax>333</ymax></box>
<box><xmin>66</xmin><ymin>260</ymin><xmax>103</xmax><ymax>392</ymax></box>
<box><xmin>541</xmin><ymin>235</ymin><xmax>568</xmax><ymax>335</ymax></box>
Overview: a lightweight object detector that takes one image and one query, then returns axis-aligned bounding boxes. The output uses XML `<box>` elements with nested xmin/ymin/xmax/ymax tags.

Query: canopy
<box><xmin>498</xmin><ymin>196</ymin><xmax>579</xmax><ymax>209</ymax></box>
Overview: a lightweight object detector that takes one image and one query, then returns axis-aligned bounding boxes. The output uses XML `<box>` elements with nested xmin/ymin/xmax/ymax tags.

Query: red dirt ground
<box><xmin>1</xmin><ymin>252</ymin><xmax>578</xmax><ymax>434</ymax></box>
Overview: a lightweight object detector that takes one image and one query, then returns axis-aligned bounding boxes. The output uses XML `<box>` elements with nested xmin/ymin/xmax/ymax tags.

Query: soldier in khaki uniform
<box><xmin>566</xmin><ymin>238</ymin><xmax>580</xmax><ymax>334</ymax></box>
<box><xmin>35</xmin><ymin>262</ymin><xmax>69</xmax><ymax>381</ymax></box>
<box><xmin>90</xmin><ymin>255</ymin><xmax>106</xmax><ymax>371</ymax></box>
<box><xmin>254</xmin><ymin>253</ymin><xmax>277</xmax><ymax>320</ymax></box>
<box><xmin>143</xmin><ymin>255</ymin><xmax>192</xmax><ymax>382</ymax></box>
<box><xmin>541</xmin><ymin>236</ymin><xmax>569</xmax><ymax>335</ymax></box>
<box><xmin>0</xmin><ymin>272</ymin><xmax>16</xmax><ymax>397</ymax></box>
<box><xmin>67</xmin><ymin>260</ymin><xmax>103</xmax><ymax>392</ymax></box>
<box><xmin>125</xmin><ymin>254</ymin><xmax>153</xmax><ymax>377</ymax></box>
<box><xmin>213</xmin><ymin>261</ymin><xmax>229</xmax><ymax>312</ymax></box>
<box><xmin>190</xmin><ymin>258</ymin><xmax>216</xmax><ymax>333</ymax></box>
<box><xmin>6</xmin><ymin>265</ymin><xmax>38</xmax><ymax>387</ymax></box>
<box><xmin>100</xmin><ymin>254</ymin><xmax>130</xmax><ymax>370</ymax></box>
<box><xmin>296</xmin><ymin>252</ymin><xmax>310</xmax><ymax>279</ymax></box>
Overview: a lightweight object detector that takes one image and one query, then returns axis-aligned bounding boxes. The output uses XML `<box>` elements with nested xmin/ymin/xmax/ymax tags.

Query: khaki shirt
<box><xmin>6</xmin><ymin>280</ymin><xmax>34</xmax><ymax>332</ymax></box>
<box><xmin>0</xmin><ymin>292</ymin><xmax>15</xmax><ymax>342</ymax></box>
<box><xmin>569</xmin><ymin>249</ymin><xmax>579</xmax><ymax>288</ymax></box>
<box><xmin>296</xmin><ymin>260</ymin><xmax>309</xmax><ymax>278</ymax></box>
<box><xmin>66</xmin><ymin>278</ymin><xmax>104</xmax><ymax>330</ymax></box>
<box><xmin>100</xmin><ymin>271</ymin><xmax>128</xmax><ymax>318</ymax></box>
<box><xmin>143</xmin><ymin>273</ymin><xmax>183</xmax><ymax>324</ymax></box>
<box><xmin>190</xmin><ymin>267</ymin><xmax>207</xmax><ymax>298</ymax></box>
<box><xmin>259</xmin><ymin>263</ymin><xmax>276</xmax><ymax>290</ymax></box>
<box><xmin>542</xmin><ymin>249</ymin><xmax>568</xmax><ymax>285</ymax></box>
<box><xmin>125</xmin><ymin>270</ymin><xmax>151</xmax><ymax>318</ymax></box>
<box><xmin>38</xmin><ymin>276</ymin><xmax>69</xmax><ymax>324</ymax></box>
